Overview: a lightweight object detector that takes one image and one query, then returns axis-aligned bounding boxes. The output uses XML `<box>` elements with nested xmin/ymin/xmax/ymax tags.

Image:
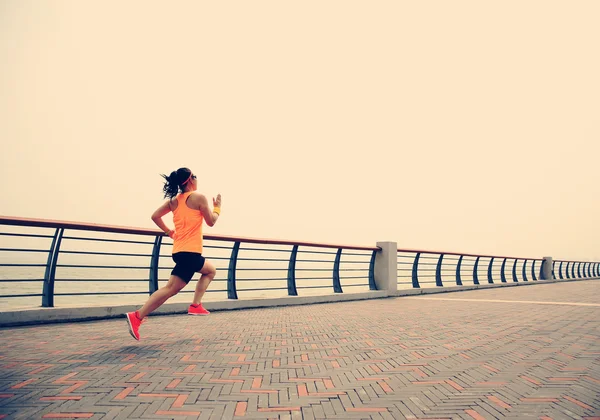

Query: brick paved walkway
<box><xmin>1</xmin><ymin>280</ymin><xmax>598</xmax><ymax>419</ymax></box>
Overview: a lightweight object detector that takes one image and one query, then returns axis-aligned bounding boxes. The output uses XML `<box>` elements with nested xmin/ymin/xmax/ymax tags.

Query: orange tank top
<box><xmin>172</xmin><ymin>192</ymin><xmax>204</xmax><ymax>254</ymax></box>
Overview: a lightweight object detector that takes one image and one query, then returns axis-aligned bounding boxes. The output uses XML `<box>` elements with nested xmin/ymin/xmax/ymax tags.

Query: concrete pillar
<box><xmin>540</xmin><ymin>256</ymin><xmax>554</xmax><ymax>280</ymax></box>
<box><xmin>375</xmin><ymin>242</ymin><xmax>397</xmax><ymax>293</ymax></box>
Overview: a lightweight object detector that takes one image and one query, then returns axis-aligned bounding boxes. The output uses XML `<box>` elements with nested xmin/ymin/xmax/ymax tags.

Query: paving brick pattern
<box><xmin>0</xmin><ymin>280</ymin><xmax>598</xmax><ymax>419</ymax></box>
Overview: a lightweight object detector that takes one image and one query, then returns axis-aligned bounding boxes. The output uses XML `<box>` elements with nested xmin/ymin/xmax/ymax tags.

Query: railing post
<box><xmin>512</xmin><ymin>259</ymin><xmax>518</xmax><ymax>282</ymax></box>
<box><xmin>287</xmin><ymin>245</ymin><xmax>298</xmax><ymax>296</ymax></box>
<box><xmin>487</xmin><ymin>257</ymin><xmax>495</xmax><ymax>284</ymax></box>
<box><xmin>522</xmin><ymin>260</ymin><xmax>528</xmax><ymax>282</ymax></box>
<box><xmin>586</xmin><ymin>263</ymin><xmax>591</xmax><ymax>278</ymax></box>
<box><xmin>532</xmin><ymin>260</ymin><xmax>538</xmax><ymax>281</ymax></box>
<box><xmin>368</xmin><ymin>250</ymin><xmax>377</xmax><ymax>290</ymax></box>
<box><xmin>411</xmin><ymin>252</ymin><xmax>421</xmax><ymax>288</ymax></box>
<box><xmin>435</xmin><ymin>254</ymin><xmax>444</xmax><ymax>287</ymax></box>
<box><xmin>571</xmin><ymin>261</ymin><xmax>576</xmax><ymax>279</ymax></box>
<box><xmin>577</xmin><ymin>262</ymin><xmax>582</xmax><ymax>278</ymax></box>
<box><xmin>42</xmin><ymin>228</ymin><xmax>64</xmax><ymax>308</ymax></box>
<box><xmin>333</xmin><ymin>248</ymin><xmax>343</xmax><ymax>293</ymax></box>
<box><xmin>455</xmin><ymin>255</ymin><xmax>463</xmax><ymax>286</ymax></box>
<box><xmin>540</xmin><ymin>256</ymin><xmax>553</xmax><ymax>280</ymax></box>
<box><xmin>500</xmin><ymin>258</ymin><xmax>507</xmax><ymax>283</ymax></box>
<box><xmin>558</xmin><ymin>261</ymin><xmax>563</xmax><ymax>279</ymax></box>
<box><xmin>552</xmin><ymin>261</ymin><xmax>556</xmax><ymax>279</ymax></box>
<box><xmin>149</xmin><ymin>235</ymin><xmax>162</xmax><ymax>294</ymax></box>
<box><xmin>473</xmin><ymin>256</ymin><xmax>480</xmax><ymax>285</ymax></box>
<box><xmin>374</xmin><ymin>242</ymin><xmax>397</xmax><ymax>293</ymax></box>
<box><xmin>565</xmin><ymin>262</ymin><xmax>571</xmax><ymax>279</ymax></box>
<box><xmin>227</xmin><ymin>241</ymin><xmax>240</xmax><ymax>299</ymax></box>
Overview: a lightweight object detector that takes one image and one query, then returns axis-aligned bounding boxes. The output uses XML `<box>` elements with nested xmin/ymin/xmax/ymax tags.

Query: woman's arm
<box><xmin>196</xmin><ymin>193</ymin><xmax>221</xmax><ymax>227</ymax></box>
<box><xmin>151</xmin><ymin>200</ymin><xmax>175</xmax><ymax>238</ymax></box>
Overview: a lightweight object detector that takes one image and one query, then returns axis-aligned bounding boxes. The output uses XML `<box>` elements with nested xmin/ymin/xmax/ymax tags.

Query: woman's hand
<box><xmin>213</xmin><ymin>194</ymin><xmax>222</xmax><ymax>208</ymax></box>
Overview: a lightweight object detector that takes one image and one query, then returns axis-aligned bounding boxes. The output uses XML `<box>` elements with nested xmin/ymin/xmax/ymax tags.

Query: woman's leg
<box><xmin>192</xmin><ymin>260</ymin><xmax>216</xmax><ymax>305</ymax></box>
<box><xmin>138</xmin><ymin>275</ymin><xmax>187</xmax><ymax>319</ymax></box>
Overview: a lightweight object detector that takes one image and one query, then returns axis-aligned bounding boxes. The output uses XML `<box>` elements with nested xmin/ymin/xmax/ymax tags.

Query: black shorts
<box><xmin>171</xmin><ymin>252</ymin><xmax>206</xmax><ymax>283</ymax></box>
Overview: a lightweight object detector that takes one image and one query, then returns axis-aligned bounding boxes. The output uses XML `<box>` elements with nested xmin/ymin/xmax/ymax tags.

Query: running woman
<box><xmin>126</xmin><ymin>167</ymin><xmax>221</xmax><ymax>340</ymax></box>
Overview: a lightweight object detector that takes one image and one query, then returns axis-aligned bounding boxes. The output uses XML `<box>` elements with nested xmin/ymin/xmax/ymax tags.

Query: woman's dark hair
<box><xmin>161</xmin><ymin>167</ymin><xmax>192</xmax><ymax>199</ymax></box>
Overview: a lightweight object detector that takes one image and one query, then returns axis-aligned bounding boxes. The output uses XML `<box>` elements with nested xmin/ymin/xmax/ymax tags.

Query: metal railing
<box><xmin>553</xmin><ymin>259</ymin><xmax>599</xmax><ymax>280</ymax></box>
<box><xmin>398</xmin><ymin>248</ymin><xmax>599</xmax><ymax>288</ymax></box>
<box><xmin>0</xmin><ymin>216</ymin><xmax>377</xmax><ymax>307</ymax></box>
<box><xmin>1</xmin><ymin>216</ymin><xmax>598</xmax><ymax>309</ymax></box>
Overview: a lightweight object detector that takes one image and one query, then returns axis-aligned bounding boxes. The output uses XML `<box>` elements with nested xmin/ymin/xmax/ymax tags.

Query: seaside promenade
<box><xmin>0</xmin><ymin>280</ymin><xmax>598</xmax><ymax>419</ymax></box>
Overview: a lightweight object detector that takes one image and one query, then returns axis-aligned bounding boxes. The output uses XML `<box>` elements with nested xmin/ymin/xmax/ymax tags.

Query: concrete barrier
<box><xmin>0</xmin><ymin>277</ymin><xmax>596</xmax><ymax>327</ymax></box>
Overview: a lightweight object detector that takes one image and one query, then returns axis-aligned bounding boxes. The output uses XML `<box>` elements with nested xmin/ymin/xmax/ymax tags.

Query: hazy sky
<box><xmin>1</xmin><ymin>1</ymin><xmax>599</xmax><ymax>261</ymax></box>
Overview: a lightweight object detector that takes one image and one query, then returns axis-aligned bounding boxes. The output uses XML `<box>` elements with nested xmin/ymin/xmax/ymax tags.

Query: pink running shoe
<box><xmin>188</xmin><ymin>304</ymin><xmax>210</xmax><ymax>316</ymax></box>
<box><xmin>126</xmin><ymin>311</ymin><xmax>143</xmax><ymax>340</ymax></box>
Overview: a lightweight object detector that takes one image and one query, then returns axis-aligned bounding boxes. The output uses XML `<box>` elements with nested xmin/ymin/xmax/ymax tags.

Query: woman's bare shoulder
<box><xmin>188</xmin><ymin>192</ymin><xmax>208</xmax><ymax>207</ymax></box>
